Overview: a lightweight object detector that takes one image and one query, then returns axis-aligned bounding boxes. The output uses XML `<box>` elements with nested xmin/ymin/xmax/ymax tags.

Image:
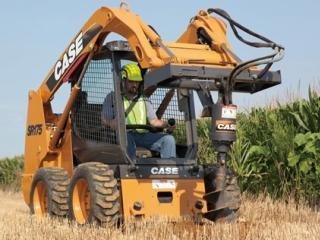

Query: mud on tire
<box><xmin>68</xmin><ymin>162</ymin><xmax>120</xmax><ymax>226</ymax></box>
<box><xmin>29</xmin><ymin>167</ymin><xmax>70</xmax><ymax>217</ymax></box>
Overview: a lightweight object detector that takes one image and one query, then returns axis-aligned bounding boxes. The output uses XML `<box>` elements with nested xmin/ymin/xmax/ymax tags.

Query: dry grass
<box><xmin>0</xmin><ymin>191</ymin><xmax>319</xmax><ymax>240</ymax></box>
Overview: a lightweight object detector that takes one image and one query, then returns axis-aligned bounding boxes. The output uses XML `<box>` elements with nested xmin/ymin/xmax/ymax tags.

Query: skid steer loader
<box><xmin>23</xmin><ymin>4</ymin><xmax>284</xmax><ymax>224</ymax></box>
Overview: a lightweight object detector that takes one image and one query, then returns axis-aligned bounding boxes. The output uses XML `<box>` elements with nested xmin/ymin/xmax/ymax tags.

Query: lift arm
<box><xmin>37</xmin><ymin>7</ymin><xmax>245</xmax><ymax>104</ymax></box>
<box><xmin>38</xmin><ymin>6</ymin><xmax>172</xmax><ymax>104</ymax></box>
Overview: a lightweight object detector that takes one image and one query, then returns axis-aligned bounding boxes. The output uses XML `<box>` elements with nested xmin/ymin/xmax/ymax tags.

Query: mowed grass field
<box><xmin>0</xmin><ymin>191</ymin><xmax>319</xmax><ymax>240</ymax></box>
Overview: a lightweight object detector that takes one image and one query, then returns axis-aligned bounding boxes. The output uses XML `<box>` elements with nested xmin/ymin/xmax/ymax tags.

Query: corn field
<box><xmin>196</xmin><ymin>88</ymin><xmax>320</xmax><ymax>205</ymax></box>
<box><xmin>0</xmin><ymin>155</ymin><xmax>23</xmax><ymax>191</ymax></box>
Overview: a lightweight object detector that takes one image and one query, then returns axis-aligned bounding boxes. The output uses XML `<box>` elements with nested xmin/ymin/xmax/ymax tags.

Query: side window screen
<box><xmin>82</xmin><ymin>59</ymin><xmax>114</xmax><ymax>104</ymax></box>
<box><xmin>72</xmin><ymin>58</ymin><xmax>117</xmax><ymax>144</ymax></box>
<box><xmin>149</xmin><ymin>88</ymin><xmax>187</xmax><ymax>145</ymax></box>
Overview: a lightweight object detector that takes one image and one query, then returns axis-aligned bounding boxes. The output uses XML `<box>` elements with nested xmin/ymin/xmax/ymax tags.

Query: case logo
<box><xmin>216</xmin><ymin>120</ymin><xmax>236</xmax><ymax>131</ymax></box>
<box><xmin>151</xmin><ymin>167</ymin><xmax>179</xmax><ymax>175</ymax></box>
<box><xmin>54</xmin><ymin>32</ymin><xmax>83</xmax><ymax>81</ymax></box>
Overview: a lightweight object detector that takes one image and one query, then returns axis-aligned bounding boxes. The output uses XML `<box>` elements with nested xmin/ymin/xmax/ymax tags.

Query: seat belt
<box><xmin>124</xmin><ymin>94</ymin><xmax>141</xmax><ymax>118</ymax></box>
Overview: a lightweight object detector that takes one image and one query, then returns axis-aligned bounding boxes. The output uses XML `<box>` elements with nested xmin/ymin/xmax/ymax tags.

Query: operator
<box><xmin>101</xmin><ymin>63</ymin><xmax>176</xmax><ymax>160</ymax></box>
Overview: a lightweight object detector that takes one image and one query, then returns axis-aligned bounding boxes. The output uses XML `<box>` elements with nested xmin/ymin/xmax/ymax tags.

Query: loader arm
<box><xmin>37</xmin><ymin>7</ymin><xmax>244</xmax><ymax>104</ymax></box>
<box><xmin>177</xmin><ymin>10</ymin><xmax>236</xmax><ymax>60</ymax></box>
<box><xmin>38</xmin><ymin>7</ymin><xmax>169</xmax><ymax>104</ymax></box>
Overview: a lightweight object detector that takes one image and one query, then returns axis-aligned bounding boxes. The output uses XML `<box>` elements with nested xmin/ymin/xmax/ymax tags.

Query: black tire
<box><xmin>68</xmin><ymin>162</ymin><xmax>120</xmax><ymax>226</ymax></box>
<box><xmin>29</xmin><ymin>167</ymin><xmax>69</xmax><ymax>217</ymax></box>
<box><xmin>204</xmin><ymin>165</ymin><xmax>241</xmax><ymax>222</ymax></box>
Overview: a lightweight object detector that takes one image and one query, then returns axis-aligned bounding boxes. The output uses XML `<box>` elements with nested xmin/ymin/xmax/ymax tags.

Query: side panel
<box><xmin>22</xmin><ymin>91</ymin><xmax>73</xmax><ymax>205</ymax></box>
<box><xmin>22</xmin><ymin>91</ymin><xmax>48</xmax><ymax>204</ymax></box>
<box><xmin>120</xmin><ymin>179</ymin><xmax>207</xmax><ymax>218</ymax></box>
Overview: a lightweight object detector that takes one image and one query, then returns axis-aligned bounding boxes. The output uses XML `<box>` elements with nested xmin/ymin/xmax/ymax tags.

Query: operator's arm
<box><xmin>146</xmin><ymin>99</ymin><xmax>175</xmax><ymax>130</ymax></box>
<box><xmin>101</xmin><ymin>92</ymin><xmax>116</xmax><ymax>129</ymax></box>
<box><xmin>149</xmin><ymin>118</ymin><xmax>168</xmax><ymax>128</ymax></box>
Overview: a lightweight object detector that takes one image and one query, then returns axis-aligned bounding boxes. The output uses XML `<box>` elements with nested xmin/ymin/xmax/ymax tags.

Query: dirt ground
<box><xmin>0</xmin><ymin>191</ymin><xmax>319</xmax><ymax>240</ymax></box>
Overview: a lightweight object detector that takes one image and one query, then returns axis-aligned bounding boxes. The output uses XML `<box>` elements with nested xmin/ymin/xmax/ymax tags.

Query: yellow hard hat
<box><xmin>121</xmin><ymin>63</ymin><xmax>143</xmax><ymax>82</ymax></box>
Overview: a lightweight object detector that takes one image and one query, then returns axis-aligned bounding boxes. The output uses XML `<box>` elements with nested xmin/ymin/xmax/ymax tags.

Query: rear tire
<box><xmin>29</xmin><ymin>167</ymin><xmax>69</xmax><ymax>217</ymax></box>
<box><xmin>68</xmin><ymin>162</ymin><xmax>120</xmax><ymax>226</ymax></box>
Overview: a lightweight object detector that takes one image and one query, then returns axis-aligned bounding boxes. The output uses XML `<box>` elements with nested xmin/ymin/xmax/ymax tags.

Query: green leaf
<box><xmin>290</xmin><ymin>112</ymin><xmax>310</xmax><ymax>131</ymax></box>
<box><xmin>299</xmin><ymin>159</ymin><xmax>312</xmax><ymax>174</ymax></box>
<box><xmin>315</xmin><ymin>165</ymin><xmax>320</xmax><ymax>176</ymax></box>
<box><xmin>247</xmin><ymin>145</ymin><xmax>268</xmax><ymax>157</ymax></box>
<box><xmin>294</xmin><ymin>133</ymin><xmax>308</xmax><ymax>147</ymax></box>
<box><xmin>288</xmin><ymin>152</ymin><xmax>299</xmax><ymax>167</ymax></box>
<box><xmin>303</xmin><ymin>141</ymin><xmax>318</xmax><ymax>156</ymax></box>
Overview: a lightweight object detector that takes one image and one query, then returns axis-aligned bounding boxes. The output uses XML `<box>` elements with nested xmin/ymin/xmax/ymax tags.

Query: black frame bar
<box><xmin>144</xmin><ymin>63</ymin><xmax>281</xmax><ymax>93</ymax></box>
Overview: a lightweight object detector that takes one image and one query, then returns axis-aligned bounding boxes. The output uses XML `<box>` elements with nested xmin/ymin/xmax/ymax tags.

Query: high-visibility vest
<box><xmin>123</xmin><ymin>96</ymin><xmax>147</xmax><ymax>133</ymax></box>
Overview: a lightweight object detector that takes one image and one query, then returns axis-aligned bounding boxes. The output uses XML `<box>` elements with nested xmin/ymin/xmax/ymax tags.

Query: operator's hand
<box><xmin>166</xmin><ymin>118</ymin><xmax>176</xmax><ymax>133</ymax></box>
<box><xmin>166</xmin><ymin>124</ymin><xmax>176</xmax><ymax>133</ymax></box>
<box><xmin>150</xmin><ymin>118</ymin><xmax>175</xmax><ymax>132</ymax></box>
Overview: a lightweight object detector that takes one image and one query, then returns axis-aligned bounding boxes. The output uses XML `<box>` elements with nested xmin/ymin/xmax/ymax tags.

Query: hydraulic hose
<box><xmin>207</xmin><ymin>8</ymin><xmax>285</xmax><ymax>104</ymax></box>
<box><xmin>207</xmin><ymin>8</ymin><xmax>282</xmax><ymax>49</ymax></box>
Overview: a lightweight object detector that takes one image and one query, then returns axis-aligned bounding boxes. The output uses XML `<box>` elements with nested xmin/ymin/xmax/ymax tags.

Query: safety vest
<box><xmin>123</xmin><ymin>96</ymin><xmax>147</xmax><ymax>133</ymax></box>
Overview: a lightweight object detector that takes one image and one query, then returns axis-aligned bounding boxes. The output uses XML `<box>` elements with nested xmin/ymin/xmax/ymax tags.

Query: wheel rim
<box><xmin>72</xmin><ymin>178</ymin><xmax>91</xmax><ymax>224</ymax></box>
<box><xmin>33</xmin><ymin>180</ymin><xmax>47</xmax><ymax>216</ymax></box>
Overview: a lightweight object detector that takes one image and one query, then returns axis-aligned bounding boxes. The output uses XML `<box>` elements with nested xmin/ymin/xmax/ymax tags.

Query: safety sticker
<box><xmin>221</xmin><ymin>105</ymin><xmax>237</xmax><ymax>119</ymax></box>
<box><xmin>152</xmin><ymin>180</ymin><xmax>176</xmax><ymax>189</ymax></box>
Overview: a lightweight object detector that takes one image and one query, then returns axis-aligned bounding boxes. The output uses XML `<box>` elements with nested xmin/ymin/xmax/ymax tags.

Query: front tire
<box><xmin>29</xmin><ymin>167</ymin><xmax>69</xmax><ymax>217</ymax></box>
<box><xmin>68</xmin><ymin>162</ymin><xmax>120</xmax><ymax>226</ymax></box>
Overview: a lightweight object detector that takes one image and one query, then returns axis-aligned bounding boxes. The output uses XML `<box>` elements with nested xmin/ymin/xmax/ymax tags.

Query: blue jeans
<box><xmin>127</xmin><ymin>132</ymin><xmax>176</xmax><ymax>159</ymax></box>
